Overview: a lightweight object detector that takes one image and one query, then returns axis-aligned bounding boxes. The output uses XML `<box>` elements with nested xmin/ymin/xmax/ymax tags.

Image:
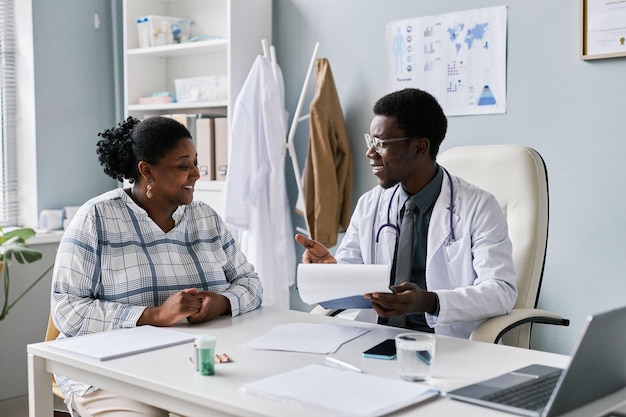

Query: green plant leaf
<box><xmin>2</xmin><ymin>228</ymin><xmax>36</xmax><ymax>242</ymax></box>
<box><xmin>0</xmin><ymin>226</ymin><xmax>49</xmax><ymax>321</ymax></box>
<box><xmin>1</xmin><ymin>236</ymin><xmax>43</xmax><ymax>264</ymax></box>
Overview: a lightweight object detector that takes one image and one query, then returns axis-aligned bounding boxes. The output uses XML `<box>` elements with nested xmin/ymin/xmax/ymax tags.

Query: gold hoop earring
<box><xmin>146</xmin><ymin>179</ymin><xmax>153</xmax><ymax>199</ymax></box>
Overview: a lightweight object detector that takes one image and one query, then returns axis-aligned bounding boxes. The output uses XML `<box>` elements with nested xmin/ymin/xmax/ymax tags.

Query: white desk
<box><xmin>28</xmin><ymin>307</ymin><xmax>571</xmax><ymax>417</ymax></box>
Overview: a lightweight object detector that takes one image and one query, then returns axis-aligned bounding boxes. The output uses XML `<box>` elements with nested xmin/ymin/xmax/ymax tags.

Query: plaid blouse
<box><xmin>51</xmin><ymin>188</ymin><xmax>262</xmax><ymax>404</ymax></box>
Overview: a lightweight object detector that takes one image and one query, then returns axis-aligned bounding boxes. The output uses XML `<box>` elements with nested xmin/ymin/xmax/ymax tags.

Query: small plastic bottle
<box><xmin>171</xmin><ymin>22</ymin><xmax>182</xmax><ymax>43</ymax></box>
<box><xmin>136</xmin><ymin>17</ymin><xmax>150</xmax><ymax>48</ymax></box>
<box><xmin>197</xmin><ymin>335</ymin><xmax>216</xmax><ymax>376</ymax></box>
<box><xmin>193</xmin><ymin>336</ymin><xmax>200</xmax><ymax>372</ymax></box>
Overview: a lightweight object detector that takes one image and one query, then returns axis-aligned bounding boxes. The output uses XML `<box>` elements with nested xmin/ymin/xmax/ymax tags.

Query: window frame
<box><xmin>0</xmin><ymin>0</ymin><xmax>19</xmax><ymax>225</ymax></box>
<box><xmin>0</xmin><ymin>0</ymin><xmax>37</xmax><ymax>228</ymax></box>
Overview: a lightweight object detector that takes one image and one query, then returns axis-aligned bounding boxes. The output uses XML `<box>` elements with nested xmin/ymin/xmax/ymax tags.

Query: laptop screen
<box><xmin>447</xmin><ymin>305</ymin><xmax>626</xmax><ymax>417</ymax></box>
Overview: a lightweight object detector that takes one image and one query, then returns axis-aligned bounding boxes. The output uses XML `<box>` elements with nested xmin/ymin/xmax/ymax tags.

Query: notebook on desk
<box><xmin>448</xmin><ymin>305</ymin><xmax>626</xmax><ymax>417</ymax></box>
<box><xmin>48</xmin><ymin>325</ymin><xmax>195</xmax><ymax>361</ymax></box>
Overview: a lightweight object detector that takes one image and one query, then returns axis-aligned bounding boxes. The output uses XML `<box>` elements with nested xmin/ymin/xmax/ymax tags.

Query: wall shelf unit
<box><xmin>122</xmin><ymin>0</ymin><xmax>271</xmax><ymax>215</ymax></box>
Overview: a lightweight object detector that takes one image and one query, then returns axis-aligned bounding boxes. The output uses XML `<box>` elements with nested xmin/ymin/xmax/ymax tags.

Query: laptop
<box><xmin>447</xmin><ymin>305</ymin><xmax>626</xmax><ymax>417</ymax></box>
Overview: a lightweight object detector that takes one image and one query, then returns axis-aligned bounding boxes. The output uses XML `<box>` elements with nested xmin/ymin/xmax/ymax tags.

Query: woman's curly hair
<box><xmin>96</xmin><ymin>116</ymin><xmax>192</xmax><ymax>183</ymax></box>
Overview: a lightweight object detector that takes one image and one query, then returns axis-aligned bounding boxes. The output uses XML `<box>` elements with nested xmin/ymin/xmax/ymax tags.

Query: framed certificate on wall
<box><xmin>580</xmin><ymin>0</ymin><xmax>626</xmax><ymax>60</ymax></box>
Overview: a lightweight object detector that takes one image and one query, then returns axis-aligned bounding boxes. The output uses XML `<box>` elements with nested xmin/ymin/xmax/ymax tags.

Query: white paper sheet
<box><xmin>297</xmin><ymin>263</ymin><xmax>391</xmax><ymax>308</ymax></box>
<box><xmin>239</xmin><ymin>322</ymin><xmax>369</xmax><ymax>354</ymax></box>
<box><xmin>48</xmin><ymin>326</ymin><xmax>195</xmax><ymax>361</ymax></box>
<box><xmin>241</xmin><ymin>364</ymin><xmax>440</xmax><ymax>417</ymax></box>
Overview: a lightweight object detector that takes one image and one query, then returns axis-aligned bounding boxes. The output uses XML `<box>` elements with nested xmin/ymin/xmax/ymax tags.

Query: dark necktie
<box><xmin>388</xmin><ymin>199</ymin><xmax>416</xmax><ymax>328</ymax></box>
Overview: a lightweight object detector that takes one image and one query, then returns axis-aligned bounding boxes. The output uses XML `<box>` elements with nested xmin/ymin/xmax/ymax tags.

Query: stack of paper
<box><xmin>239</xmin><ymin>322</ymin><xmax>369</xmax><ymax>354</ymax></box>
<box><xmin>241</xmin><ymin>364</ymin><xmax>440</xmax><ymax>417</ymax></box>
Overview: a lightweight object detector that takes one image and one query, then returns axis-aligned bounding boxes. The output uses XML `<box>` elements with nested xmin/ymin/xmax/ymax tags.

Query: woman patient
<box><xmin>51</xmin><ymin>116</ymin><xmax>262</xmax><ymax>416</ymax></box>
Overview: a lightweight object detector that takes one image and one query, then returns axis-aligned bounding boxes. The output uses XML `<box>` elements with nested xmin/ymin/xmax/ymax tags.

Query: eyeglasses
<box><xmin>363</xmin><ymin>133</ymin><xmax>413</xmax><ymax>154</ymax></box>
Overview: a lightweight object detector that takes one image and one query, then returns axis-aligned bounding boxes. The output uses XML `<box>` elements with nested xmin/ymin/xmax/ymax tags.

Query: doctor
<box><xmin>296</xmin><ymin>88</ymin><xmax>517</xmax><ymax>339</ymax></box>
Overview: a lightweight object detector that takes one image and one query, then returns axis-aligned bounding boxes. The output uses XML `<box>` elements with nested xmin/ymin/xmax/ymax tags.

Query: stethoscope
<box><xmin>374</xmin><ymin>167</ymin><xmax>456</xmax><ymax>260</ymax></box>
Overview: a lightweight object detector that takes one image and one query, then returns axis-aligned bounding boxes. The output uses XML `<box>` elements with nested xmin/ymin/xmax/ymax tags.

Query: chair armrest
<box><xmin>309</xmin><ymin>305</ymin><xmax>347</xmax><ymax>317</ymax></box>
<box><xmin>309</xmin><ymin>305</ymin><xmax>335</xmax><ymax>315</ymax></box>
<box><xmin>470</xmin><ymin>308</ymin><xmax>570</xmax><ymax>344</ymax></box>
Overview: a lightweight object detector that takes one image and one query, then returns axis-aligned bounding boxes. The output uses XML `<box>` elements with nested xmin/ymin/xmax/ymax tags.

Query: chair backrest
<box><xmin>45</xmin><ymin>312</ymin><xmax>60</xmax><ymax>342</ymax></box>
<box><xmin>45</xmin><ymin>312</ymin><xmax>67</xmax><ymax>402</ymax></box>
<box><xmin>438</xmin><ymin>145</ymin><xmax>549</xmax><ymax>345</ymax></box>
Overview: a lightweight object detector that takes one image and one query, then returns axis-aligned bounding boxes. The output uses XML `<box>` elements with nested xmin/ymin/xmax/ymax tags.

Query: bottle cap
<box><xmin>197</xmin><ymin>335</ymin><xmax>216</xmax><ymax>349</ymax></box>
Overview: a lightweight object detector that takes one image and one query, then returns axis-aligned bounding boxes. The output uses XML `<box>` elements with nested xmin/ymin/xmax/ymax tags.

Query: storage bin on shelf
<box><xmin>136</xmin><ymin>15</ymin><xmax>192</xmax><ymax>48</ymax></box>
<box><xmin>175</xmin><ymin>76</ymin><xmax>228</xmax><ymax>103</ymax></box>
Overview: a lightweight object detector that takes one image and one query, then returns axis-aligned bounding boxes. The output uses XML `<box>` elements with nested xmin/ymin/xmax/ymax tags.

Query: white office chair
<box><xmin>310</xmin><ymin>144</ymin><xmax>568</xmax><ymax>349</ymax></box>
<box><xmin>437</xmin><ymin>144</ymin><xmax>568</xmax><ymax>348</ymax></box>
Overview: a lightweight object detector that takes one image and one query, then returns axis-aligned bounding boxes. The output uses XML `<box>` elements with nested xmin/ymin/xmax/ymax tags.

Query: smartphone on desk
<box><xmin>362</xmin><ymin>339</ymin><xmax>396</xmax><ymax>360</ymax></box>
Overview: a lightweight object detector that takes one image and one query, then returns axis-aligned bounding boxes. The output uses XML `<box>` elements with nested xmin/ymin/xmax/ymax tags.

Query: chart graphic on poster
<box><xmin>387</xmin><ymin>6</ymin><xmax>507</xmax><ymax>116</ymax></box>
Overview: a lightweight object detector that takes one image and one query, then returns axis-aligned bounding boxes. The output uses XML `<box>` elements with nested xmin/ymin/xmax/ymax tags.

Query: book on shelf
<box><xmin>214</xmin><ymin>117</ymin><xmax>228</xmax><ymax>181</ymax></box>
<box><xmin>195</xmin><ymin>116</ymin><xmax>216</xmax><ymax>181</ymax></box>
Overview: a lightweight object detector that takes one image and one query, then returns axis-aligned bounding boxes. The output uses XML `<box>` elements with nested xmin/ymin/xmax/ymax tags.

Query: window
<box><xmin>0</xmin><ymin>0</ymin><xmax>18</xmax><ymax>226</ymax></box>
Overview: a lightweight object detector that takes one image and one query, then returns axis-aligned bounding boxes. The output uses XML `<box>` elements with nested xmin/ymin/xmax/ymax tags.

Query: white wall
<box><xmin>274</xmin><ymin>0</ymin><xmax>626</xmax><ymax>355</ymax></box>
<box><xmin>0</xmin><ymin>242</ymin><xmax>57</xmax><ymax>401</ymax></box>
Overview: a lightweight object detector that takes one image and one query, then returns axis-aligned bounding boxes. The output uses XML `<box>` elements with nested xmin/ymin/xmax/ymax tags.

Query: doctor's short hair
<box><xmin>373</xmin><ymin>88</ymin><xmax>447</xmax><ymax>159</ymax></box>
<box><xmin>96</xmin><ymin>116</ymin><xmax>192</xmax><ymax>183</ymax></box>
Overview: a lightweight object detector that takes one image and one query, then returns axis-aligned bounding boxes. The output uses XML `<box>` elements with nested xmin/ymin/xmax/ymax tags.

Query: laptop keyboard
<box><xmin>482</xmin><ymin>370</ymin><xmax>563</xmax><ymax>411</ymax></box>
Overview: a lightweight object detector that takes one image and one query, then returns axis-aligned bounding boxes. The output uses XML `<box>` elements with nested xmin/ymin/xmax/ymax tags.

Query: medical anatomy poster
<box><xmin>387</xmin><ymin>6</ymin><xmax>507</xmax><ymax>116</ymax></box>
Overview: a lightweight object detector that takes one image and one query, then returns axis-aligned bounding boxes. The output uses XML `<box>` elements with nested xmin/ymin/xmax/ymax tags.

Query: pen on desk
<box><xmin>325</xmin><ymin>356</ymin><xmax>363</xmax><ymax>373</ymax></box>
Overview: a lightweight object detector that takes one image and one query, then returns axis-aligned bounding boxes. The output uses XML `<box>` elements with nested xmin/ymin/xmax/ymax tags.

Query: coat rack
<box><xmin>261</xmin><ymin>39</ymin><xmax>320</xmax><ymax>238</ymax></box>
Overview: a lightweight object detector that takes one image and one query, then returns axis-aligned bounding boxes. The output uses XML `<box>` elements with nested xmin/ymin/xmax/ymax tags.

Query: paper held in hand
<box><xmin>297</xmin><ymin>263</ymin><xmax>391</xmax><ymax>309</ymax></box>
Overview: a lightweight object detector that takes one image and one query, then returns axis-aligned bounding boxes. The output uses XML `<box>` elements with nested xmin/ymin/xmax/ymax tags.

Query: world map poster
<box><xmin>386</xmin><ymin>6</ymin><xmax>507</xmax><ymax>116</ymax></box>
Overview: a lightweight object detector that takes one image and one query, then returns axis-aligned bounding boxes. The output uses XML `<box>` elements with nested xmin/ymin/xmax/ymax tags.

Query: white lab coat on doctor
<box><xmin>335</xmin><ymin>170</ymin><xmax>517</xmax><ymax>339</ymax></box>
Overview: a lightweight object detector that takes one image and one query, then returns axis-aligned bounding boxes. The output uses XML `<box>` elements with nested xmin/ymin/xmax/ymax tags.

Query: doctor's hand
<box><xmin>365</xmin><ymin>282</ymin><xmax>438</xmax><ymax>317</ymax></box>
<box><xmin>295</xmin><ymin>234</ymin><xmax>337</xmax><ymax>264</ymax></box>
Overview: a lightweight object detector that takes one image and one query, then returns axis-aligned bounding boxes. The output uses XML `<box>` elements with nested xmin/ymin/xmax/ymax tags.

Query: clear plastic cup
<box><xmin>395</xmin><ymin>332</ymin><xmax>436</xmax><ymax>382</ymax></box>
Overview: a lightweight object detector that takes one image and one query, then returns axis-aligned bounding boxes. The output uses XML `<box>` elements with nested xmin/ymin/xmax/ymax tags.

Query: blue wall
<box><xmin>274</xmin><ymin>0</ymin><xmax>626</xmax><ymax>354</ymax></box>
<box><xmin>33</xmin><ymin>0</ymin><xmax>118</xmax><ymax>212</ymax></box>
